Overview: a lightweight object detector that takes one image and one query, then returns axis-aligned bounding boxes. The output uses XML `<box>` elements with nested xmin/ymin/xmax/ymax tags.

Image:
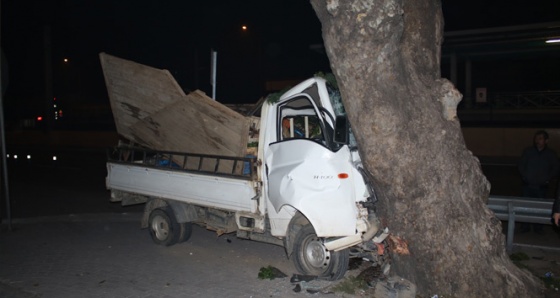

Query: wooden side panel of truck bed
<box><xmin>99</xmin><ymin>52</ymin><xmax>250</xmax><ymax>157</ymax></box>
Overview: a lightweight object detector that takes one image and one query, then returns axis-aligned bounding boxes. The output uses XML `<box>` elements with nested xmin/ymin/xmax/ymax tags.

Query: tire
<box><xmin>148</xmin><ymin>208</ymin><xmax>181</xmax><ymax>246</ymax></box>
<box><xmin>178</xmin><ymin>222</ymin><xmax>193</xmax><ymax>243</ymax></box>
<box><xmin>292</xmin><ymin>224</ymin><xmax>349</xmax><ymax>280</ymax></box>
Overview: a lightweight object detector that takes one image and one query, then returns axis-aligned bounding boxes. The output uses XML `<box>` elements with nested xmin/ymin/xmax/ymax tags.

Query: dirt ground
<box><xmin>509</xmin><ymin>225</ymin><xmax>560</xmax><ymax>298</ymax></box>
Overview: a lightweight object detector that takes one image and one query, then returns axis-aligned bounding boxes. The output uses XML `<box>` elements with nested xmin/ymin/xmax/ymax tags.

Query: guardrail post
<box><xmin>506</xmin><ymin>201</ymin><xmax>515</xmax><ymax>253</ymax></box>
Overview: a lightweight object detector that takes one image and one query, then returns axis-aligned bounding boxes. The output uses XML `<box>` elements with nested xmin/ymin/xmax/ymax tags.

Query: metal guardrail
<box><xmin>487</xmin><ymin>195</ymin><xmax>556</xmax><ymax>252</ymax></box>
<box><xmin>107</xmin><ymin>146</ymin><xmax>256</xmax><ymax>180</ymax></box>
<box><xmin>493</xmin><ymin>91</ymin><xmax>560</xmax><ymax>109</ymax></box>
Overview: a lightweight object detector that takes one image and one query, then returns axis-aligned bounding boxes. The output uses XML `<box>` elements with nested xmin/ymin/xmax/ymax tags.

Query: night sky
<box><xmin>1</xmin><ymin>0</ymin><xmax>560</xmax><ymax>127</ymax></box>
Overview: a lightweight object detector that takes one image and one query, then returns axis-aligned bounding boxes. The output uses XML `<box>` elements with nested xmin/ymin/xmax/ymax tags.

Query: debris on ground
<box><xmin>373</xmin><ymin>276</ymin><xmax>416</xmax><ymax>298</ymax></box>
<box><xmin>290</xmin><ymin>274</ymin><xmax>317</xmax><ymax>283</ymax></box>
<box><xmin>289</xmin><ymin>274</ymin><xmax>335</xmax><ymax>294</ymax></box>
<box><xmin>292</xmin><ymin>280</ymin><xmax>335</xmax><ymax>294</ymax></box>
<box><xmin>387</xmin><ymin>235</ymin><xmax>410</xmax><ymax>255</ymax></box>
<box><xmin>348</xmin><ymin>258</ymin><xmax>364</xmax><ymax>270</ymax></box>
<box><xmin>253</xmin><ymin>259</ymin><xmax>418</xmax><ymax>297</ymax></box>
<box><xmin>257</xmin><ymin>266</ymin><xmax>287</xmax><ymax>280</ymax></box>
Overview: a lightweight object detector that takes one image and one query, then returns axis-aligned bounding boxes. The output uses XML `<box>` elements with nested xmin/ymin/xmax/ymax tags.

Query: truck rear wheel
<box><xmin>148</xmin><ymin>208</ymin><xmax>181</xmax><ymax>246</ymax></box>
<box><xmin>292</xmin><ymin>224</ymin><xmax>349</xmax><ymax>280</ymax></box>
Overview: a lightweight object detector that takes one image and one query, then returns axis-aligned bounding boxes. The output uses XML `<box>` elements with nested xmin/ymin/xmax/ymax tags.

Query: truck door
<box><xmin>265</xmin><ymin>94</ymin><xmax>357</xmax><ymax>237</ymax></box>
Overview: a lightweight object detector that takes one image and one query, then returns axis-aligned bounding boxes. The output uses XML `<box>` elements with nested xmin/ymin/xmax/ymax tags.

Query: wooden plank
<box><xmin>100</xmin><ymin>52</ymin><xmax>187</xmax><ymax>144</ymax></box>
<box><xmin>131</xmin><ymin>90</ymin><xmax>250</xmax><ymax>157</ymax></box>
<box><xmin>99</xmin><ymin>53</ymin><xmax>250</xmax><ymax>157</ymax></box>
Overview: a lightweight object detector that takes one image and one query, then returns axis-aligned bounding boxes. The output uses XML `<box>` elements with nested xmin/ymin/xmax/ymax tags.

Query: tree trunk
<box><xmin>310</xmin><ymin>0</ymin><xmax>543</xmax><ymax>296</ymax></box>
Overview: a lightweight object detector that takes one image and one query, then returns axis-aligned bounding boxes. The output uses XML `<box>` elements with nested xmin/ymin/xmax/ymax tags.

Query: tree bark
<box><xmin>310</xmin><ymin>0</ymin><xmax>543</xmax><ymax>296</ymax></box>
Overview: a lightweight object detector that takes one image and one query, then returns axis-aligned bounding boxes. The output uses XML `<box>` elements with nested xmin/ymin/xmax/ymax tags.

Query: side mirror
<box><xmin>333</xmin><ymin>115</ymin><xmax>349</xmax><ymax>144</ymax></box>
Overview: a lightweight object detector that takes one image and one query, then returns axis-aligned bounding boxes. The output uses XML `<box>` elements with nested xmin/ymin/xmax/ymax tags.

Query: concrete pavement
<box><xmin>1</xmin><ymin>213</ymin><xmax>336</xmax><ymax>298</ymax></box>
<box><xmin>5</xmin><ymin>212</ymin><xmax>560</xmax><ymax>298</ymax></box>
<box><xmin>4</xmin><ymin>212</ymin><xmax>560</xmax><ymax>298</ymax></box>
<box><xmin>0</xmin><ymin>150</ymin><xmax>361</xmax><ymax>298</ymax></box>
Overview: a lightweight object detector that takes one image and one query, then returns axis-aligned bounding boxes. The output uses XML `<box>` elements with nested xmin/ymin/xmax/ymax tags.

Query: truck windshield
<box><xmin>326</xmin><ymin>82</ymin><xmax>357</xmax><ymax>148</ymax></box>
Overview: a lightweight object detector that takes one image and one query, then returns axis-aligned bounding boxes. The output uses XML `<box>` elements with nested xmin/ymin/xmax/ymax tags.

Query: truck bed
<box><xmin>106</xmin><ymin>147</ymin><xmax>259</xmax><ymax>213</ymax></box>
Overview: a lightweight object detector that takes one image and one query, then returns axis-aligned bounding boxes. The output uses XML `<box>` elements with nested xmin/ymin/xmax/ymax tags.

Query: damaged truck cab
<box><xmin>258</xmin><ymin>78</ymin><xmax>382</xmax><ymax>279</ymax></box>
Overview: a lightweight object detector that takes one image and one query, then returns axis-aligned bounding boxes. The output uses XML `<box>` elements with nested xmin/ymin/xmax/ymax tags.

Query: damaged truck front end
<box><xmin>261</xmin><ymin>77</ymin><xmax>389</xmax><ymax>280</ymax></box>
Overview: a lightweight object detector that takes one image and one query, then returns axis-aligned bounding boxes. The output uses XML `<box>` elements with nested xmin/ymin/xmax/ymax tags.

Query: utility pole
<box><xmin>44</xmin><ymin>25</ymin><xmax>53</xmax><ymax>131</ymax></box>
<box><xmin>210</xmin><ymin>49</ymin><xmax>217</xmax><ymax>100</ymax></box>
<box><xmin>0</xmin><ymin>3</ymin><xmax>12</xmax><ymax>230</ymax></box>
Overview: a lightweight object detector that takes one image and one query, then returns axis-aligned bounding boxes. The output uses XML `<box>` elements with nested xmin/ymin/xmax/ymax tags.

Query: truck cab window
<box><xmin>279</xmin><ymin>97</ymin><xmax>325</xmax><ymax>144</ymax></box>
<box><xmin>281</xmin><ymin>116</ymin><xmax>322</xmax><ymax>141</ymax></box>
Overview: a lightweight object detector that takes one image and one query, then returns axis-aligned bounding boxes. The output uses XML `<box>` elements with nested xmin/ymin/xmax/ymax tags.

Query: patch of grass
<box><xmin>510</xmin><ymin>252</ymin><xmax>560</xmax><ymax>293</ymax></box>
<box><xmin>512</xmin><ymin>261</ymin><xmax>530</xmax><ymax>270</ymax></box>
<box><xmin>510</xmin><ymin>252</ymin><xmax>530</xmax><ymax>261</ymax></box>
<box><xmin>330</xmin><ymin>276</ymin><xmax>368</xmax><ymax>294</ymax></box>
<box><xmin>257</xmin><ymin>266</ymin><xmax>286</xmax><ymax>280</ymax></box>
<box><xmin>258</xmin><ymin>266</ymin><xmax>275</xmax><ymax>280</ymax></box>
<box><xmin>541</xmin><ymin>275</ymin><xmax>560</xmax><ymax>291</ymax></box>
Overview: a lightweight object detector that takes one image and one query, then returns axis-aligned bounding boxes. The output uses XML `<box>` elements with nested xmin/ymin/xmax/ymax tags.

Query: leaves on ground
<box><xmin>258</xmin><ymin>266</ymin><xmax>287</xmax><ymax>280</ymax></box>
<box><xmin>330</xmin><ymin>276</ymin><xmax>368</xmax><ymax>294</ymax></box>
<box><xmin>510</xmin><ymin>252</ymin><xmax>530</xmax><ymax>261</ymax></box>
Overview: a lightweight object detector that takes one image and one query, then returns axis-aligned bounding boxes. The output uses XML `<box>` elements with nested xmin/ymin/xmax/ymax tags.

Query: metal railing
<box><xmin>487</xmin><ymin>195</ymin><xmax>556</xmax><ymax>252</ymax></box>
<box><xmin>107</xmin><ymin>146</ymin><xmax>256</xmax><ymax>180</ymax></box>
<box><xmin>493</xmin><ymin>91</ymin><xmax>560</xmax><ymax>109</ymax></box>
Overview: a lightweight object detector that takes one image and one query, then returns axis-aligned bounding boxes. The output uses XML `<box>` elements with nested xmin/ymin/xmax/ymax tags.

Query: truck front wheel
<box><xmin>292</xmin><ymin>224</ymin><xmax>349</xmax><ymax>280</ymax></box>
<box><xmin>148</xmin><ymin>208</ymin><xmax>181</xmax><ymax>246</ymax></box>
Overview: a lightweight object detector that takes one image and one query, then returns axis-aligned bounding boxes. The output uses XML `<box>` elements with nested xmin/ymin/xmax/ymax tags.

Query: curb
<box><xmin>1</xmin><ymin>212</ymin><xmax>142</xmax><ymax>225</ymax></box>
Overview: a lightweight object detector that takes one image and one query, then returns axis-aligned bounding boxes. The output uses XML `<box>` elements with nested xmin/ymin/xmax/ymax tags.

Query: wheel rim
<box><xmin>151</xmin><ymin>214</ymin><xmax>170</xmax><ymax>241</ymax></box>
<box><xmin>303</xmin><ymin>235</ymin><xmax>331</xmax><ymax>270</ymax></box>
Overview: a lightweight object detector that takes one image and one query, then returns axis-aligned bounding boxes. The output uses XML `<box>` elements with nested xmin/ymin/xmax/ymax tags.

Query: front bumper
<box><xmin>324</xmin><ymin>213</ymin><xmax>382</xmax><ymax>251</ymax></box>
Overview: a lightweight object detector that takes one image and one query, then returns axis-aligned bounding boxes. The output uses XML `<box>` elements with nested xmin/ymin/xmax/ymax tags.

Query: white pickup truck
<box><xmin>102</xmin><ymin>54</ymin><xmax>387</xmax><ymax>280</ymax></box>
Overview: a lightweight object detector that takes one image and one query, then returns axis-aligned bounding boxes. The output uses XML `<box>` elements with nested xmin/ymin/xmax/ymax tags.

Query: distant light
<box><xmin>53</xmin><ymin>156</ymin><xmax>57</xmax><ymax>161</ymax></box>
<box><xmin>37</xmin><ymin>116</ymin><xmax>43</xmax><ymax>121</ymax></box>
<box><xmin>6</xmin><ymin>154</ymin><xmax>9</xmax><ymax>158</ymax></box>
<box><xmin>546</xmin><ymin>39</ymin><xmax>560</xmax><ymax>44</ymax></box>
<box><xmin>13</xmin><ymin>155</ymin><xmax>18</xmax><ymax>159</ymax></box>
<box><xmin>27</xmin><ymin>155</ymin><xmax>31</xmax><ymax>160</ymax></box>
<box><xmin>241</xmin><ymin>25</ymin><xmax>247</xmax><ymax>31</ymax></box>
<box><xmin>63</xmin><ymin>58</ymin><xmax>69</xmax><ymax>63</ymax></box>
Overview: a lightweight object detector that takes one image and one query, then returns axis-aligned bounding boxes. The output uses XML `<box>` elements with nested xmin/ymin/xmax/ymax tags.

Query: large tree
<box><xmin>311</xmin><ymin>0</ymin><xmax>542</xmax><ymax>296</ymax></box>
